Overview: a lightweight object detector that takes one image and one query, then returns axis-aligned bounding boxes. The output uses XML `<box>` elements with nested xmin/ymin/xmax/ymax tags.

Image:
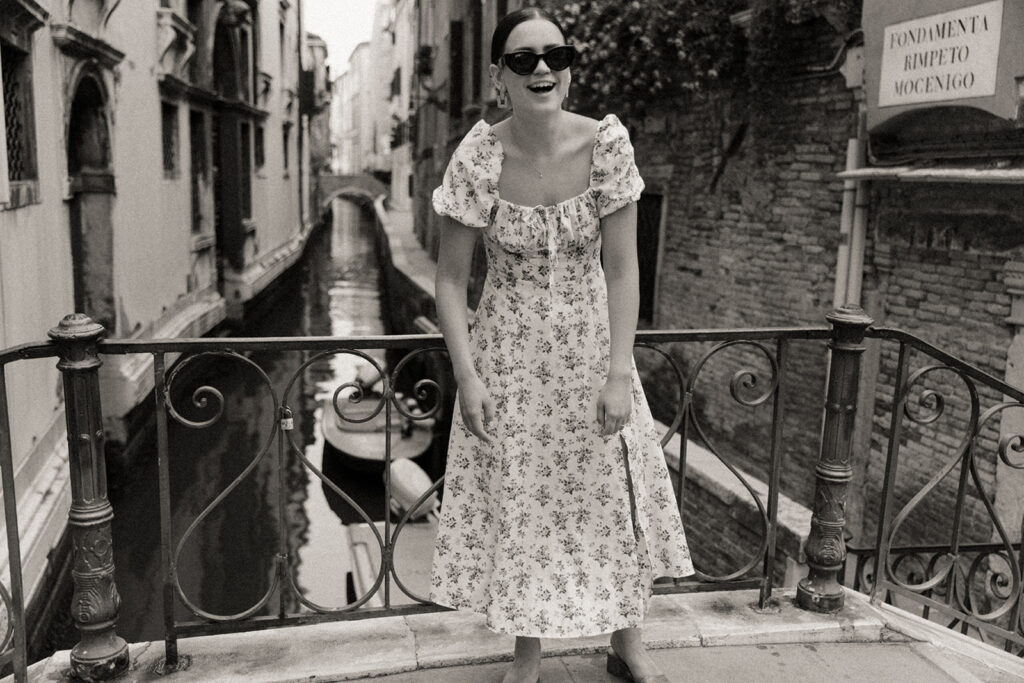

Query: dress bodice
<box><xmin>432</xmin><ymin>114</ymin><xmax>645</xmax><ymax>290</ymax></box>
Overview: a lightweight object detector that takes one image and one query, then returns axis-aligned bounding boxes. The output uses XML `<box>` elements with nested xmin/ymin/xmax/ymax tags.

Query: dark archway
<box><xmin>213</xmin><ymin>20</ymin><xmax>240</xmax><ymax>99</ymax></box>
<box><xmin>67</xmin><ymin>72</ymin><xmax>115</xmax><ymax>331</ymax></box>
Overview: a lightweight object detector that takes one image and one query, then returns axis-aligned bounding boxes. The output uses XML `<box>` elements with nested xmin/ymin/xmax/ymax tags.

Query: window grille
<box><xmin>2</xmin><ymin>41</ymin><xmax>37</xmax><ymax>182</ymax></box>
<box><xmin>211</xmin><ymin>116</ymin><xmax>220</xmax><ymax>232</ymax></box>
<box><xmin>240</xmin><ymin>121</ymin><xmax>252</xmax><ymax>218</ymax></box>
<box><xmin>189</xmin><ymin>109</ymin><xmax>206</xmax><ymax>232</ymax></box>
<box><xmin>254</xmin><ymin>124</ymin><xmax>264</xmax><ymax>168</ymax></box>
<box><xmin>162</xmin><ymin>101</ymin><xmax>179</xmax><ymax>175</ymax></box>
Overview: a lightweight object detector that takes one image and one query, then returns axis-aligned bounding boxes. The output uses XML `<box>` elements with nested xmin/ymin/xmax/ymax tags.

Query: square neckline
<box><xmin>482</xmin><ymin>115</ymin><xmax>612</xmax><ymax>211</ymax></box>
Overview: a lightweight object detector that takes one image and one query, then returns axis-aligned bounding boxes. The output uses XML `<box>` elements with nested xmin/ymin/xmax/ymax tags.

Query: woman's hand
<box><xmin>597</xmin><ymin>374</ymin><xmax>632</xmax><ymax>436</ymax></box>
<box><xmin>458</xmin><ymin>373</ymin><xmax>495</xmax><ymax>444</ymax></box>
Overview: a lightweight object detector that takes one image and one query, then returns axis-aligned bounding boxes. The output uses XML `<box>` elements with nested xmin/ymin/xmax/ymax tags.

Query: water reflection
<box><xmin>108</xmin><ymin>198</ymin><xmax>403</xmax><ymax>641</ymax></box>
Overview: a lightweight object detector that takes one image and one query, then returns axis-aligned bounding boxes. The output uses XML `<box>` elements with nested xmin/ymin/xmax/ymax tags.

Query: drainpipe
<box><xmin>845</xmin><ymin>109</ymin><xmax>869</xmax><ymax>307</ymax></box>
<box><xmin>834</xmin><ymin>111</ymin><xmax>868</xmax><ymax>308</ymax></box>
<box><xmin>833</xmin><ymin>139</ymin><xmax>857</xmax><ymax>308</ymax></box>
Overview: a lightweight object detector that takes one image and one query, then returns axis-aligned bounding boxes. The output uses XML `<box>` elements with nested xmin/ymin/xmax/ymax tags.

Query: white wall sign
<box><xmin>879</xmin><ymin>0</ymin><xmax>1002</xmax><ymax>107</ymax></box>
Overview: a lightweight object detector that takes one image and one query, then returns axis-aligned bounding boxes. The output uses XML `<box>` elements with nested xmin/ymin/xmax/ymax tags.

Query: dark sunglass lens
<box><xmin>545</xmin><ymin>46</ymin><xmax>575</xmax><ymax>71</ymax></box>
<box><xmin>505</xmin><ymin>52</ymin><xmax>539</xmax><ymax>75</ymax></box>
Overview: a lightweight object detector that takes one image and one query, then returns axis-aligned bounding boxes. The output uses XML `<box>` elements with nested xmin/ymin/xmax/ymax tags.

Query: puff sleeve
<box><xmin>431</xmin><ymin>121</ymin><xmax>500</xmax><ymax>228</ymax></box>
<box><xmin>590</xmin><ymin>114</ymin><xmax>645</xmax><ymax>218</ymax></box>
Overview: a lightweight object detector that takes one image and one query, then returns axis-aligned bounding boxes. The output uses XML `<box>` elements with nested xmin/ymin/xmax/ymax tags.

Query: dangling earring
<box><xmin>496</xmin><ymin>85</ymin><xmax>510</xmax><ymax>109</ymax></box>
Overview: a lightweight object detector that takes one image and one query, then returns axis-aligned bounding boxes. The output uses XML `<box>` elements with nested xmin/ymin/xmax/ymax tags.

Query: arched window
<box><xmin>213</xmin><ymin>20</ymin><xmax>239</xmax><ymax>100</ymax></box>
<box><xmin>67</xmin><ymin>74</ymin><xmax>111</xmax><ymax>175</ymax></box>
<box><xmin>212</xmin><ymin>0</ymin><xmax>258</xmax><ymax>105</ymax></box>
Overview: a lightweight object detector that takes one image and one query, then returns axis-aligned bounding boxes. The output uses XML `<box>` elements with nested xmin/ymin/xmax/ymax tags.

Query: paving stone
<box><xmin>639</xmin><ymin>593</ymin><xmax>704</xmax><ymax>649</ymax></box>
<box><xmin>403</xmin><ymin>593</ymin><xmax>702</xmax><ymax>670</ymax></box>
<box><xmin>31</xmin><ymin>617</ymin><xmax>420</xmax><ymax>682</ymax></box>
<box><xmin>360</xmin><ymin>643</ymin><xmax>969</xmax><ymax>683</ymax></box>
<box><xmin>561</xmin><ymin>648</ymin><xmax>685</xmax><ymax>682</ymax></box>
<box><xmin>405</xmin><ymin>610</ymin><xmax>515</xmax><ymax>668</ymax></box>
<box><xmin>188</xmin><ymin>618</ymin><xmax>414</xmax><ymax>682</ymax></box>
<box><xmin>358</xmin><ymin>657</ymin><xmax>573</xmax><ymax>683</ymax></box>
<box><xmin>25</xmin><ymin>590</ymin><xmax>1016</xmax><ymax>682</ymax></box>
<box><xmin>682</xmin><ymin>589</ymin><xmax>883</xmax><ymax>647</ymax></box>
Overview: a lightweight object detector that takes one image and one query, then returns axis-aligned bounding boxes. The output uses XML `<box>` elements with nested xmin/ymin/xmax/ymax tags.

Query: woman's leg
<box><xmin>610</xmin><ymin>626</ymin><xmax>664</xmax><ymax>680</ymax></box>
<box><xmin>502</xmin><ymin>636</ymin><xmax>541</xmax><ymax>683</ymax></box>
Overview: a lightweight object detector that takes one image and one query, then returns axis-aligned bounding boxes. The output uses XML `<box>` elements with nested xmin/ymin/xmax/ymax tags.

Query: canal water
<box><xmin>94</xmin><ymin>198</ymin><xmax>435</xmax><ymax>644</ymax></box>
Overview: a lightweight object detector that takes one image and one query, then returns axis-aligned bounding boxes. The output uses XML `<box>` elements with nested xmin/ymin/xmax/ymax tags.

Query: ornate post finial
<box><xmin>49</xmin><ymin>314</ymin><xmax>129</xmax><ymax>680</ymax></box>
<box><xmin>797</xmin><ymin>305</ymin><xmax>873</xmax><ymax>613</ymax></box>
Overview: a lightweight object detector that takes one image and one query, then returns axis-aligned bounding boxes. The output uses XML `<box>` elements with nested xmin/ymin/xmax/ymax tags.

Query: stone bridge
<box><xmin>315</xmin><ymin>173</ymin><xmax>388</xmax><ymax>211</ymax></box>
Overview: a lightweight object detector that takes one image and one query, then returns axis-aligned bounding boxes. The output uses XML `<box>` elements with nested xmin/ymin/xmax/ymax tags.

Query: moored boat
<box><xmin>320</xmin><ymin>365</ymin><xmax>435</xmax><ymax>473</ymax></box>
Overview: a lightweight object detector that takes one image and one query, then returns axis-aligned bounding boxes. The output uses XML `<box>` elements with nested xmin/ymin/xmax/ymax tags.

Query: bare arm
<box><xmin>597</xmin><ymin>202</ymin><xmax>640</xmax><ymax>435</ymax></box>
<box><xmin>435</xmin><ymin>216</ymin><xmax>494</xmax><ymax>443</ymax></box>
<box><xmin>436</xmin><ymin>217</ymin><xmax>478</xmax><ymax>382</ymax></box>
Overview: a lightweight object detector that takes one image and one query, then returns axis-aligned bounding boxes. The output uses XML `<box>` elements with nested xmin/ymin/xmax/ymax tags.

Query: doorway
<box><xmin>67</xmin><ymin>73</ymin><xmax>115</xmax><ymax>332</ymax></box>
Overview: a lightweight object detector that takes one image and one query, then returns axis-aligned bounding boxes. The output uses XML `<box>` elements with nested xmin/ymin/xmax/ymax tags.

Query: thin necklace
<box><xmin>526</xmin><ymin>157</ymin><xmax>545</xmax><ymax>179</ymax></box>
<box><xmin>510</xmin><ymin>117</ymin><xmax>559</xmax><ymax>180</ymax></box>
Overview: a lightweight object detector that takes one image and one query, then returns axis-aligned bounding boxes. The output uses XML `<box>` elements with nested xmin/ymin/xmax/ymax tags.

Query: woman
<box><xmin>430</xmin><ymin>8</ymin><xmax>694</xmax><ymax>683</ymax></box>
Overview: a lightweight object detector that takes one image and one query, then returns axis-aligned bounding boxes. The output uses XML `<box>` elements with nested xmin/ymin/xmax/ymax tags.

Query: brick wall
<box><xmin>677</xmin><ymin>473</ymin><xmax>798</xmax><ymax>588</ymax></box>
<box><xmin>632</xmin><ymin>17</ymin><xmax>1020</xmax><ymax>548</ymax></box>
<box><xmin>633</xmin><ymin>18</ymin><xmax>856</xmax><ymax>513</ymax></box>
<box><xmin>861</xmin><ymin>183</ymin><xmax>1024</xmax><ymax>545</ymax></box>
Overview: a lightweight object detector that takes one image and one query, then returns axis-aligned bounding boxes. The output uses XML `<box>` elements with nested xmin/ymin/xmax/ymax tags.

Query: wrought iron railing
<box><xmin>846</xmin><ymin>327</ymin><xmax>1024</xmax><ymax>656</ymax></box>
<box><xmin>2</xmin><ymin>307</ymin><xmax>1022</xmax><ymax>680</ymax></box>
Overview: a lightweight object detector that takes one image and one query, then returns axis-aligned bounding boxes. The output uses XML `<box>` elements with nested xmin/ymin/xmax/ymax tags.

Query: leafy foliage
<box><xmin>545</xmin><ymin>0</ymin><xmax>862</xmax><ymax>119</ymax></box>
<box><xmin>548</xmin><ymin>0</ymin><xmax>748</xmax><ymax>118</ymax></box>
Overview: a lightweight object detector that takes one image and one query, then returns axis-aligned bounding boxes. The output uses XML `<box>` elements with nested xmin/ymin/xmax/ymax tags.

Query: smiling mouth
<box><xmin>527</xmin><ymin>83</ymin><xmax>556</xmax><ymax>94</ymax></box>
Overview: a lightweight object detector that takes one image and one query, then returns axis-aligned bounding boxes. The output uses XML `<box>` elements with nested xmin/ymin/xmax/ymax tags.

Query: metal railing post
<box><xmin>48</xmin><ymin>314</ymin><xmax>129</xmax><ymax>680</ymax></box>
<box><xmin>797</xmin><ymin>305</ymin><xmax>873</xmax><ymax>613</ymax></box>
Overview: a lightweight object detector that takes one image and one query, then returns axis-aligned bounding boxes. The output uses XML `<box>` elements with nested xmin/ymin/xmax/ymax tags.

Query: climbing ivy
<box><xmin>548</xmin><ymin>0</ymin><xmax>745</xmax><ymax>118</ymax></box>
<box><xmin>546</xmin><ymin>0</ymin><xmax>861</xmax><ymax>119</ymax></box>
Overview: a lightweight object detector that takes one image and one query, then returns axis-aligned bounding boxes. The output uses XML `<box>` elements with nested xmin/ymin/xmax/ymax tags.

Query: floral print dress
<box><xmin>429</xmin><ymin>114</ymin><xmax>694</xmax><ymax>638</ymax></box>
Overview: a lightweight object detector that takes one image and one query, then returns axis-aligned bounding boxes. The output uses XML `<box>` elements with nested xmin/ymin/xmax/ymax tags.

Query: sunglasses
<box><xmin>501</xmin><ymin>45</ymin><xmax>577</xmax><ymax>76</ymax></box>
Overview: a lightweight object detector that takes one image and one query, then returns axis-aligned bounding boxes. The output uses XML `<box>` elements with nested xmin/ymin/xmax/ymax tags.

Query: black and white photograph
<box><xmin>1</xmin><ymin>1</ymin><xmax>1024</xmax><ymax>681</ymax></box>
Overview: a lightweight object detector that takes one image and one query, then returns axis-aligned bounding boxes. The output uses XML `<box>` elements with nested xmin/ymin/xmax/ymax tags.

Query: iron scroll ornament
<box><xmin>277</xmin><ymin>347</ymin><xmax>448</xmax><ymax>611</ymax></box>
<box><xmin>882</xmin><ymin>364</ymin><xmax>1024</xmax><ymax>624</ymax></box>
<box><xmin>636</xmin><ymin>339</ymin><xmax>780</xmax><ymax>583</ymax></box>
<box><xmin>163</xmin><ymin>351</ymin><xmax>283</xmax><ymax>621</ymax></box>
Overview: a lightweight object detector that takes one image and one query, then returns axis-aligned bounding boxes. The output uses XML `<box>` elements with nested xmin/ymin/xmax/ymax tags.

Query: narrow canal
<box><xmin>90</xmin><ymin>198</ymin><xmax>438</xmax><ymax>645</ymax></box>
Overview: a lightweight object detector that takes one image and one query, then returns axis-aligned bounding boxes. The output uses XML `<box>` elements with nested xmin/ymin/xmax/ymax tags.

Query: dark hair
<box><xmin>490</xmin><ymin>7</ymin><xmax>568</xmax><ymax>64</ymax></box>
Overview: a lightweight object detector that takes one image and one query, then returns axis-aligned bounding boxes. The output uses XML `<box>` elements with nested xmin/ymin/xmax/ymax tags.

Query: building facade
<box><xmin>0</xmin><ymin>0</ymin><xmax>316</xmax><ymax>627</ymax></box>
<box><xmin>339</xmin><ymin>41</ymin><xmax>370</xmax><ymax>175</ymax></box>
<box><xmin>387</xmin><ymin>0</ymin><xmax>416</xmax><ymax>211</ymax></box>
<box><xmin>365</xmin><ymin>0</ymin><xmax>395</xmax><ymax>181</ymax></box>
<box><xmin>410</xmin><ymin>0</ymin><xmax>511</xmax><ymax>299</ymax></box>
<box><xmin>304</xmin><ymin>31</ymin><xmax>331</xmax><ymax>176</ymax></box>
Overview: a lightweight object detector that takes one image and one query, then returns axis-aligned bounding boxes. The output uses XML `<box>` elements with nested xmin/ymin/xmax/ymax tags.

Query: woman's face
<box><xmin>493</xmin><ymin>19</ymin><xmax>570</xmax><ymax>114</ymax></box>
